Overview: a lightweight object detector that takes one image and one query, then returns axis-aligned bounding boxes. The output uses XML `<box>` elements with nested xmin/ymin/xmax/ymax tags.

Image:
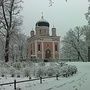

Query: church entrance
<box><xmin>45</xmin><ymin>49</ymin><xmax>51</xmax><ymax>59</ymax></box>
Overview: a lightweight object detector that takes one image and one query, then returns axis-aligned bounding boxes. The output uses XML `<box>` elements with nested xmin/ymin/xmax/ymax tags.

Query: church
<box><xmin>27</xmin><ymin>15</ymin><xmax>60</xmax><ymax>61</ymax></box>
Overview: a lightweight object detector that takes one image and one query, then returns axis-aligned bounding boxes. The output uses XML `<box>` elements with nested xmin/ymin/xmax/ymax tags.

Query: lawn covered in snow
<box><xmin>0</xmin><ymin>62</ymin><xmax>90</xmax><ymax>90</ymax></box>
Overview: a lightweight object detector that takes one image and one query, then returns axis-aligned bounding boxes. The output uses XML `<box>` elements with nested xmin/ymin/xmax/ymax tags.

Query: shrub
<box><xmin>60</xmin><ymin>65</ymin><xmax>77</xmax><ymax>77</ymax></box>
<box><xmin>15</xmin><ymin>70</ymin><xmax>21</xmax><ymax>78</ymax></box>
<box><xmin>36</xmin><ymin>68</ymin><xmax>44</xmax><ymax>77</ymax></box>
<box><xmin>13</xmin><ymin>62</ymin><xmax>21</xmax><ymax>70</ymax></box>
<box><xmin>0</xmin><ymin>67</ymin><xmax>8</xmax><ymax>76</ymax></box>
<box><xmin>46</xmin><ymin>67</ymin><xmax>55</xmax><ymax>77</ymax></box>
<box><xmin>38</xmin><ymin>62</ymin><xmax>45</xmax><ymax>66</ymax></box>
<box><xmin>17</xmin><ymin>75</ymin><xmax>20</xmax><ymax>78</ymax></box>
<box><xmin>1</xmin><ymin>74</ymin><xmax>4</xmax><ymax>77</ymax></box>
<box><xmin>23</xmin><ymin>67</ymin><xmax>31</xmax><ymax>77</ymax></box>
<box><xmin>58</xmin><ymin>62</ymin><xmax>66</xmax><ymax>67</ymax></box>
<box><xmin>11</xmin><ymin>74</ymin><xmax>15</xmax><ymax>77</ymax></box>
<box><xmin>9</xmin><ymin>67</ymin><xmax>16</xmax><ymax>77</ymax></box>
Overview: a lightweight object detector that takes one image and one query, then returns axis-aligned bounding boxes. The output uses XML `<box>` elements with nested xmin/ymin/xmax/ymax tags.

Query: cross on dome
<box><xmin>41</xmin><ymin>12</ymin><xmax>44</xmax><ymax>19</ymax></box>
<box><xmin>36</xmin><ymin>13</ymin><xmax>50</xmax><ymax>27</ymax></box>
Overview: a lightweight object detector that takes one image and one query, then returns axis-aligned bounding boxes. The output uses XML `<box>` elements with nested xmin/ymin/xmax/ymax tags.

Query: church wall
<box><xmin>28</xmin><ymin>39</ymin><xmax>60</xmax><ymax>60</ymax></box>
<box><xmin>27</xmin><ymin>43</ymin><xmax>31</xmax><ymax>58</ymax></box>
<box><xmin>37</xmin><ymin>42</ymin><xmax>42</xmax><ymax>59</ymax></box>
<box><xmin>43</xmin><ymin>42</ymin><xmax>53</xmax><ymax>59</ymax></box>
<box><xmin>54</xmin><ymin>42</ymin><xmax>60</xmax><ymax>59</ymax></box>
<box><xmin>36</xmin><ymin>26</ymin><xmax>49</xmax><ymax>36</ymax></box>
<box><xmin>28</xmin><ymin>41</ymin><xmax>35</xmax><ymax>58</ymax></box>
<box><xmin>27</xmin><ymin>16</ymin><xmax>60</xmax><ymax>61</ymax></box>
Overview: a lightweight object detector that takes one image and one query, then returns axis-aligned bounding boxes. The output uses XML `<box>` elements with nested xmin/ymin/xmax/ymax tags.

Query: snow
<box><xmin>0</xmin><ymin>62</ymin><xmax>90</xmax><ymax>90</ymax></box>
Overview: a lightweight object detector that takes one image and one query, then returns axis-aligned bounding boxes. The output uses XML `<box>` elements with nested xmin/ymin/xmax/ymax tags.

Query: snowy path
<box><xmin>21</xmin><ymin>73</ymin><xmax>88</xmax><ymax>90</ymax></box>
<box><xmin>0</xmin><ymin>62</ymin><xmax>90</xmax><ymax>90</ymax></box>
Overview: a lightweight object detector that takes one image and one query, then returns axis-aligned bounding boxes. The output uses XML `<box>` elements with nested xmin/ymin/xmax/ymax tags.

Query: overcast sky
<box><xmin>21</xmin><ymin>0</ymin><xmax>89</xmax><ymax>38</ymax></box>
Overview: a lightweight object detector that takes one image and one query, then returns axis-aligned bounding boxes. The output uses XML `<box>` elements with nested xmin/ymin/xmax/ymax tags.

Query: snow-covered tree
<box><xmin>0</xmin><ymin>35</ymin><xmax>5</xmax><ymax>60</ymax></box>
<box><xmin>0</xmin><ymin>0</ymin><xmax>23</xmax><ymax>62</ymax></box>
<box><xmin>9</xmin><ymin>33</ymin><xmax>27</xmax><ymax>62</ymax></box>
<box><xmin>61</xmin><ymin>26</ymin><xmax>88</xmax><ymax>62</ymax></box>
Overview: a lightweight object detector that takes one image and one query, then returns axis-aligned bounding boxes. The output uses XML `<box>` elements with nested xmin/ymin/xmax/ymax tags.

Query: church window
<box><xmin>31</xmin><ymin>50</ymin><xmax>32</xmax><ymax>54</ymax></box>
<box><xmin>55</xmin><ymin>44</ymin><xmax>58</xmax><ymax>51</ymax></box>
<box><xmin>40</xmin><ymin>29</ymin><xmax>41</xmax><ymax>34</ymax></box>
<box><xmin>47</xmin><ymin>44</ymin><xmax>49</xmax><ymax>47</ymax></box>
<box><xmin>38</xmin><ymin>44</ymin><xmax>41</xmax><ymax>51</ymax></box>
<box><xmin>31</xmin><ymin>44</ymin><xmax>32</xmax><ymax>48</ymax></box>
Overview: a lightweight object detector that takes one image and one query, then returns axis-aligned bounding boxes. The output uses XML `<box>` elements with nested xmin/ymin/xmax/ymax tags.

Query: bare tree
<box><xmin>0</xmin><ymin>0</ymin><xmax>23</xmax><ymax>62</ymax></box>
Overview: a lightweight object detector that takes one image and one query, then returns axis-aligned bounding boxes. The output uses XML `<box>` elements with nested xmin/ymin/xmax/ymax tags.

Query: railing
<box><xmin>26</xmin><ymin>58</ymin><xmax>79</xmax><ymax>62</ymax></box>
<box><xmin>0</xmin><ymin>74</ymin><xmax>59</xmax><ymax>90</ymax></box>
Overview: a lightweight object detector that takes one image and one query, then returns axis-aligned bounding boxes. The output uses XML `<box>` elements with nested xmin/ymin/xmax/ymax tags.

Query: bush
<box><xmin>46</xmin><ymin>67</ymin><xmax>55</xmax><ymax>77</ymax></box>
<box><xmin>9</xmin><ymin>67</ymin><xmax>16</xmax><ymax>77</ymax></box>
<box><xmin>36</xmin><ymin>68</ymin><xmax>45</xmax><ymax>77</ymax></box>
<box><xmin>11</xmin><ymin>74</ymin><xmax>15</xmax><ymax>77</ymax></box>
<box><xmin>60</xmin><ymin>65</ymin><xmax>77</xmax><ymax>77</ymax></box>
<box><xmin>1</xmin><ymin>74</ymin><xmax>4</xmax><ymax>77</ymax></box>
<box><xmin>17</xmin><ymin>75</ymin><xmax>20</xmax><ymax>78</ymax></box>
<box><xmin>13</xmin><ymin>62</ymin><xmax>21</xmax><ymax>70</ymax></box>
<box><xmin>0</xmin><ymin>67</ymin><xmax>8</xmax><ymax>76</ymax></box>
<box><xmin>68</xmin><ymin>65</ymin><xmax>77</xmax><ymax>75</ymax></box>
<box><xmin>58</xmin><ymin>62</ymin><xmax>66</xmax><ymax>67</ymax></box>
<box><xmin>23</xmin><ymin>67</ymin><xmax>31</xmax><ymax>77</ymax></box>
<box><xmin>15</xmin><ymin>70</ymin><xmax>21</xmax><ymax>78</ymax></box>
<box><xmin>38</xmin><ymin>62</ymin><xmax>45</xmax><ymax>66</ymax></box>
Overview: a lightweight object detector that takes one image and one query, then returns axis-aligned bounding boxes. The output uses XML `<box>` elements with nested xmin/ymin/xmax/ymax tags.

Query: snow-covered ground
<box><xmin>0</xmin><ymin>62</ymin><xmax>90</xmax><ymax>90</ymax></box>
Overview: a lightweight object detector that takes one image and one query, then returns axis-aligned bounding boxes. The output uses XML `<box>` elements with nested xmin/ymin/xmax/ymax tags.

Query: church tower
<box><xmin>35</xmin><ymin>15</ymin><xmax>49</xmax><ymax>36</ymax></box>
<box><xmin>27</xmin><ymin>15</ymin><xmax>60</xmax><ymax>62</ymax></box>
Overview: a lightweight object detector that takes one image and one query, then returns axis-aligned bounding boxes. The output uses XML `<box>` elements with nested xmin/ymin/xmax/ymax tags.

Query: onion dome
<box><xmin>36</xmin><ymin>15</ymin><xmax>49</xmax><ymax>27</ymax></box>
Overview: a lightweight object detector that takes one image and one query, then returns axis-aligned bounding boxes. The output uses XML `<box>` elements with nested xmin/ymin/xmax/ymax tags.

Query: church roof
<box><xmin>36</xmin><ymin>16</ymin><xmax>49</xmax><ymax>27</ymax></box>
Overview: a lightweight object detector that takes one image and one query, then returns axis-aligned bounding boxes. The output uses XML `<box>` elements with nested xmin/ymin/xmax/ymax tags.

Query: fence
<box><xmin>0</xmin><ymin>74</ymin><xmax>59</xmax><ymax>90</ymax></box>
<box><xmin>28</xmin><ymin>58</ymin><xmax>81</xmax><ymax>62</ymax></box>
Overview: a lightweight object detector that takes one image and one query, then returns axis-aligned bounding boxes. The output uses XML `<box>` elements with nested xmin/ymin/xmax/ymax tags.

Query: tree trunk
<box><xmin>76</xmin><ymin>49</ymin><xmax>84</xmax><ymax>62</ymax></box>
<box><xmin>72</xmin><ymin>41</ymin><xmax>84</xmax><ymax>62</ymax></box>
<box><xmin>88</xmin><ymin>46</ymin><xmax>90</xmax><ymax>62</ymax></box>
<box><xmin>5</xmin><ymin>31</ymin><xmax>10</xmax><ymax>62</ymax></box>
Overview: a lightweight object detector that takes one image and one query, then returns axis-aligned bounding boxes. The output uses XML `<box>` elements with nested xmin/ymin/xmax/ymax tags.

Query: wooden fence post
<box><xmin>56</xmin><ymin>74</ymin><xmax>58</xmax><ymax>80</ymax></box>
<box><xmin>14</xmin><ymin>79</ymin><xmax>16</xmax><ymax>90</ymax></box>
<box><xmin>40</xmin><ymin>77</ymin><xmax>42</xmax><ymax>84</ymax></box>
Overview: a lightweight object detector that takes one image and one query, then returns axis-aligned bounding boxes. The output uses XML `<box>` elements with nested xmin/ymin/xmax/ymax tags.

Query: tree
<box><xmin>82</xmin><ymin>25</ymin><xmax>90</xmax><ymax>61</ymax></box>
<box><xmin>61</xmin><ymin>26</ymin><xmax>88</xmax><ymax>62</ymax></box>
<box><xmin>0</xmin><ymin>34</ymin><xmax>5</xmax><ymax>60</ymax></box>
<box><xmin>0</xmin><ymin>0</ymin><xmax>23</xmax><ymax>62</ymax></box>
<box><xmin>17</xmin><ymin>33</ymin><xmax>27</xmax><ymax>61</ymax></box>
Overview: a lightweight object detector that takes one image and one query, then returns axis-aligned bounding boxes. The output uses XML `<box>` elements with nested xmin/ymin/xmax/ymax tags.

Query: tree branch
<box><xmin>1</xmin><ymin>0</ymin><xmax>9</xmax><ymax>28</ymax></box>
<box><xmin>0</xmin><ymin>31</ymin><xmax>6</xmax><ymax>37</ymax></box>
<box><xmin>9</xmin><ymin>0</ymin><xmax>14</xmax><ymax>28</ymax></box>
<box><xmin>0</xmin><ymin>20</ymin><xmax>7</xmax><ymax>29</ymax></box>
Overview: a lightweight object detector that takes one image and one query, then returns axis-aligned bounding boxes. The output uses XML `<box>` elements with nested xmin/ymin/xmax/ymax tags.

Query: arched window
<box><xmin>55</xmin><ymin>44</ymin><xmax>58</xmax><ymax>51</ymax></box>
<box><xmin>40</xmin><ymin>29</ymin><xmax>41</xmax><ymax>34</ymax></box>
<box><xmin>45</xmin><ymin>49</ymin><xmax>51</xmax><ymax>59</ymax></box>
<box><xmin>31</xmin><ymin>50</ymin><xmax>32</xmax><ymax>54</ymax></box>
<box><xmin>31</xmin><ymin>44</ymin><xmax>32</xmax><ymax>48</ymax></box>
<box><xmin>38</xmin><ymin>44</ymin><xmax>41</xmax><ymax>51</ymax></box>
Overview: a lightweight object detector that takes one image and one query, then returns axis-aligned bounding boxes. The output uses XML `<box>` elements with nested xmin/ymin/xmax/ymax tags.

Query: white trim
<box><xmin>35</xmin><ymin>40</ymin><xmax>37</xmax><ymax>58</ymax></box>
<box><xmin>42</xmin><ymin>42</ymin><xmax>44</xmax><ymax>59</ymax></box>
<box><xmin>53</xmin><ymin>41</ymin><xmax>55</xmax><ymax>59</ymax></box>
<box><xmin>58</xmin><ymin>41</ymin><xmax>60</xmax><ymax>59</ymax></box>
<box><xmin>37</xmin><ymin>40</ymin><xmax>59</xmax><ymax>43</ymax></box>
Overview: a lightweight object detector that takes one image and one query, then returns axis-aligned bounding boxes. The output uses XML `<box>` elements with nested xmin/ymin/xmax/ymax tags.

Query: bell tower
<box><xmin>35</xmin><ymin>14</ymin><xmax>49</xmax><ymax>36</ymax></box>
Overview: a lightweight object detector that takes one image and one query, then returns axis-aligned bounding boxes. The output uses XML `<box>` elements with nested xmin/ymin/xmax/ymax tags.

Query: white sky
<box><xmin>21</xmin><ymin>0</ymin><xmax>89</xmax><ymax>38</ymax></box>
